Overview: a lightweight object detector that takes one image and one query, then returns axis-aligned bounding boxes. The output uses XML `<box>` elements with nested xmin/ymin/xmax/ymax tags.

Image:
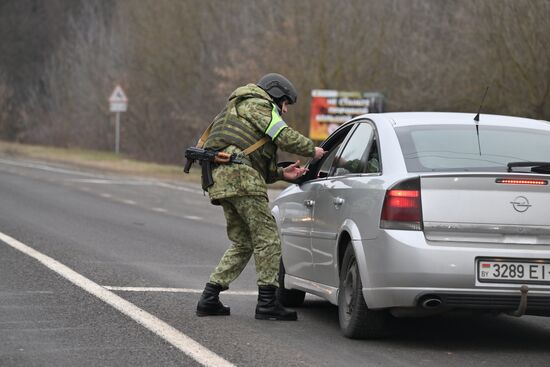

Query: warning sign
<box><xmin>109</xmin><ymin>85</ymin><xmax>128</xmax><ymax>112</ymax></box>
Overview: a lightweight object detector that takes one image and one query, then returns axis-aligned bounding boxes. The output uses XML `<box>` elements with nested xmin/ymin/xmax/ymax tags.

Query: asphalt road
<box><xmin>1</xmin><ymin>157</ymin><xmax>550</xmax><ymax>367</ymax></box>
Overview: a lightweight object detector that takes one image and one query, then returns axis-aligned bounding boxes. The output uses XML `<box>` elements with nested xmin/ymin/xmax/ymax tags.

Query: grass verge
<box><xmin>0</xmin><ymin>141</ymin><xmax>289</xmax><ymax>189</ymax></box>
<box><xmin>0</xmin><ymin>140</ymin><xmax>201</xmax><ymax>183</ymax></box>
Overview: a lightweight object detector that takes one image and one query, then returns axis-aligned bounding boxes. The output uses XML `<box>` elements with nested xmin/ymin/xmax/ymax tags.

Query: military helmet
<box><xmin>257</xmin><ymin>73</ymin><xmax>298</xmax><ymax>104</ymax></box>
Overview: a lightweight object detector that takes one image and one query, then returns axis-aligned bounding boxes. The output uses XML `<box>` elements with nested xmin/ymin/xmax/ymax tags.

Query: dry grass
<box><xmin>0</xmin><ymin>141</ymin><xmax>289</xmax><ymax>189</ymax></box>
<box><xmin>0</xmin><ymin>140</ymin><xmax>201</xmax><ymax>183</ymax></box>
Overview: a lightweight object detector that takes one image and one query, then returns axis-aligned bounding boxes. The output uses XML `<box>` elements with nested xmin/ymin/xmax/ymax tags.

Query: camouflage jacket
<box><xmin>206</xmin><ymin>84</ymin><xmax>314</xmax><ymax>203</ymax></box>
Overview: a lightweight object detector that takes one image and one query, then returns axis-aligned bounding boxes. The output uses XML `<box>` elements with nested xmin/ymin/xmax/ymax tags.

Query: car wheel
<box><xmin>277</xmin><ymin>259</ymin><xmax>306</xmax><ymax>307</ymax></box>
<box><xmin>338</xmin><ymin>245</ymin><xmax>388</xmax><ymax>339</ymax></box>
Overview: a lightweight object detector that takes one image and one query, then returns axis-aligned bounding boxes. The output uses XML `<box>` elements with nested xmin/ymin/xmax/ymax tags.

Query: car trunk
<box><xmin>420</xmin><ymin>174</ymin><xmax>550</xmax><ymax>245</ymax></box>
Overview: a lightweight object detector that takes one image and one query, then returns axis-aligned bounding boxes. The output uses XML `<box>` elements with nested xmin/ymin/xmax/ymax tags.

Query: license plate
<box><xmin>477</xmin><ymin>259</ymin><xmax>550</xmax><ymax>285</ymax></box>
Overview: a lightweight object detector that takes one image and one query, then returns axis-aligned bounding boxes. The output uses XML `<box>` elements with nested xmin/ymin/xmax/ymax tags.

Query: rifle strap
<box><xmin>242</xmin><ymin>136</ymin><xmax>270</xmax><ymax>155</ymax></box>
<box><xmin>196</xmin><ymin>120</ymin><xmax>214</xmax><ymax>149</ymax></box>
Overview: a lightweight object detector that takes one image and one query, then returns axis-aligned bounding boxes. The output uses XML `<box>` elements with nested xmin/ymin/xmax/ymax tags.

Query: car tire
<box><xmin>338</xmin><ymin>245</ymin><xmax>388</xmax><ymax>339</ymax></box>
<box><xmin>277</xmin><ymin>259</ymin><xmax>306</xmax><ymax>307</ymax></box>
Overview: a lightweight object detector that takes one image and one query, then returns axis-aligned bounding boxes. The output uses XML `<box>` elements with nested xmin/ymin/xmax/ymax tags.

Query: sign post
<box><xmin>109</xmin><ymin>85</ymin><xmax>128</xmax><ymax>154</ymax></box>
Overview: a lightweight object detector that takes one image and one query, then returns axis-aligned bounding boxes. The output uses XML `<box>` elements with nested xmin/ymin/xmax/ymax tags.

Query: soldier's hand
<box><xmin>283</xmin><ymin>160</ymin><xmax>309</xmax><ymax>181</ymax></box>
<box><xmin>313</xmin><ymin>147</ymin><xmax>326</xmax><ymax>161</ymax></box>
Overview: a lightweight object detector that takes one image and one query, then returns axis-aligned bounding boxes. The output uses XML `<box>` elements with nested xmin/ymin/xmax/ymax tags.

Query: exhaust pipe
<box><xmin>421</xmin><ymin>297</ymin><xmax>442</xmax><ymax>309</ymax></box>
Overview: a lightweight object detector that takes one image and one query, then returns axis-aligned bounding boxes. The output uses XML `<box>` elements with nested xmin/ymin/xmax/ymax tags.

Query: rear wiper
<box><xmin>507</xmin><ymin>162</ymin><xmax>550</xmax><ymax>174</ymax></box>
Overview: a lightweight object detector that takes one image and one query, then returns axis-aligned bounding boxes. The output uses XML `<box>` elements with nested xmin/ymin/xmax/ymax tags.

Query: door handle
<box><xmin>333</xmin><ymin>197</ymin><xmax>345</xmax><ymax>207</ymax></box>
<box><xmin>304</xmin><ymin>200</ymin><xmax>315</xmax><ymax>208</ymax></box>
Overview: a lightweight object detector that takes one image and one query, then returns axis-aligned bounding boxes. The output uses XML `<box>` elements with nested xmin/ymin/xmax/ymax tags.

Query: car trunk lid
<box><xmin>421</xmin><ymin>174</ymin><xmax>550</xmax><ymax>244</ymax></box>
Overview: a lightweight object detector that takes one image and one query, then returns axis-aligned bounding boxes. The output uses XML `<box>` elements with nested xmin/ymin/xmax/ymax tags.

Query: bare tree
<box><xmin>478</xmin><ymin>0</ymin><xmax>550</xmax><ymax>119</ymax></box>
<box><xmin>5</xmin><ymin>0</ymin><xmax>549</xmax><ymax>164</ymax></box>
<box><xmin>0</xmin><ymin>72</ymin><xmax>15</xmax><ymax>139</ymax></box>
<box><xmin>22</xmin><ymin>1</ymin><xmax>121</xmax><ymax>149</ymax></box>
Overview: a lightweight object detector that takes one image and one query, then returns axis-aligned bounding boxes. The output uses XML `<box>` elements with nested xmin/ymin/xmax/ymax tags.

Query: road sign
<box><xmin>109</xmin><ymin>85</ymin><xmax>128</xmax><ymax>154</ymax></box>
<box><xmin>109</xmin><ymin>85</ymin><xmax>128</xmax><ymax>112</ymax></box>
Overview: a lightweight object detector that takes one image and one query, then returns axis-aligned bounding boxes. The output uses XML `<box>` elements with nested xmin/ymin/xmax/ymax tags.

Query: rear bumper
<box><xmin>364</xmin><ymin>287</ymin><xmax>550</xmax><ymax>315</ymax></box>
<box><xmin>361</xmin><ymin>230</ymin><xmax>550</xmax><ymax>310</ymax></box>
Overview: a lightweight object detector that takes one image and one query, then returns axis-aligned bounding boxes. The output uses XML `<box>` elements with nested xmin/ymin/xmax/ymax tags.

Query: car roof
<box><xmin>357</xmin><ymin>112</ymin><xmax>550</xmax><ymax>130</ymax></box>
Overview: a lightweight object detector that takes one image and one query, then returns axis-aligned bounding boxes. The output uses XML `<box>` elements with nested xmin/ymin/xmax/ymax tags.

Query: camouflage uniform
<box><xmin>204</xmin><ymin>84</ymin><xmax>314</xmax><ymax>288</ymax></box>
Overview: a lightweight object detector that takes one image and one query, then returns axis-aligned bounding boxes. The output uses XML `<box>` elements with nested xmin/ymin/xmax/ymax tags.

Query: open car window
<box><xmin>317</xmin><ymin>142</ymin><xmax>342</xmax><ymax>178</ymax></box>
<box><xmin>302</xmin><ymin>123</ymin><xmax>354</xmax><ymax>181</ymax></box>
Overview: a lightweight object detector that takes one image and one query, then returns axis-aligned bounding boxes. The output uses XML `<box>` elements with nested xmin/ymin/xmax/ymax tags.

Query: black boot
<box><xmin>255</xmin><ymin>285</ymin><xmax>297</xmax><ymax>321</ymax></box>
<box><xmin>196</xmin><ymin>283</ymin><xmax>230</xmax><ymax>317</ymax></box>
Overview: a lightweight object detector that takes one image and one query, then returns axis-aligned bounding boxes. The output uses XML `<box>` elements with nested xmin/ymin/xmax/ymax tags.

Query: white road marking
<box><xmin>122</xmin><ymin>199</ymin><xmax>136</xmax><ymax>205</ymax></box>
<box><xmin>0</xmin><ymin>158</ymin><xmax>203</xmax><ymax>194</ymax></box>
<box><xmin>67</xmin><ymin>179</ymin><xmax>114</xmax><ymax>184</ymax></box>
<box><xmin>156</xmin><ymin>182</ymin><xmax>202</xmax><ymax>193</ymax></box>
<box><xmin>184</xmin><ymin>215</ymin><xmax>203</xmax><ymax>221</ymax></box>
<box><xmin>152</xmin><ymin>208</ymin><xmax>168</xmax><ymax>213</ymax></box>
<box><xmin>100</xmin><ymin>193</ymin><xmax>112</xmax><ymax>198</ymax></box>
<box><xmin>103</xmin><ymin>286</ymin><xmax>257</xmax><ymax>296</ymax></box>
<box><xmin>0</xmin><ymin>231</ymin><xmax>235</xmax><ymax>367</ymax></box>
<box><xmin>0</xmin><ymin>159</ymin><xmax>98</xmax><ymax>177</ymax></box>
<box><xmin>67</xmin><ymin>178</ymin><xmax>202</xmax><ymax>194</ymax></box>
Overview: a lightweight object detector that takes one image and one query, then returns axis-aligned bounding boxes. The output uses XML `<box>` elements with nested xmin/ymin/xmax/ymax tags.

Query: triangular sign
<box><xmin>109</xmin><ymin>85</ymin><xmax>128</xmax><ymax>103</ymax></box>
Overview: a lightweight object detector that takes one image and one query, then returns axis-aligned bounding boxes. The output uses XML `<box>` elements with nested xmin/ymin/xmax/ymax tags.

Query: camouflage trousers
<box><xmin>209</xmin><ymin>195</ymin><xmax>281</xmax><ymax>288</ymax></box>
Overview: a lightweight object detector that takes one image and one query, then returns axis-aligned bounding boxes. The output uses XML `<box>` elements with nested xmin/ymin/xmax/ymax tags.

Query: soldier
<box><xmin>196</xmin><ymin>73</ymin><xmax>325</xmax><ymax>321</ymax></box>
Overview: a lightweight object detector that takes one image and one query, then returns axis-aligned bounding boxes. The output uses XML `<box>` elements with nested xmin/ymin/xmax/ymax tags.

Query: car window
<box><xmin>396</xmin><ymin>124</ymin><xmax>550</xmax><ymax>172</ymax></box>
<box><xmin>365</xmin><ymin>136</ymin><xmax>380</xmax><ymax>173</ymax></box>
<box><xmin>331</xmin><ymin>123</ymin><xmax>374</xmax><ymax>176</ymax></box>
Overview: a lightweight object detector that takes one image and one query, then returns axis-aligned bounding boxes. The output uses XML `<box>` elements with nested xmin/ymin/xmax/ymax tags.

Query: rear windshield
<box><xmin>395</xmin><ymin>124</ymin><xmax>550</xmax><ymax>172</ymax></box>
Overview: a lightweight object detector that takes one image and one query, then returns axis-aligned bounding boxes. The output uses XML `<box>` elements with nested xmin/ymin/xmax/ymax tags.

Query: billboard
<box><xmin>309</xmin><ymin>90</ymin><xmax>384</xmax><ymax>141</ymax></box>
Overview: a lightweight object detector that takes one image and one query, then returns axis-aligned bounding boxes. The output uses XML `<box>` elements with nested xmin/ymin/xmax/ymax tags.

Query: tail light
<box><xmin>380</xmin><ymin>177</ymin><xmax>423</xmax><ymax>230</ymax></box>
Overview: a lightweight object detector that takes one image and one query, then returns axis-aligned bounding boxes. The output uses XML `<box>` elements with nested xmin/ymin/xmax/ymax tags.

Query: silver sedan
<box><xmin>272</xmin><ymin>112</ymin><xmax>550</xmax><ymax>338</ymax></box>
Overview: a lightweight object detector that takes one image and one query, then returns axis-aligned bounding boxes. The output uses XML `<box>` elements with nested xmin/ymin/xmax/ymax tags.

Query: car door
<box><xmin>277</xmin><ymin>183</ymin><xmax>317</xmax><ymax>281</ymax></box>
<box><xmin>277</xmin><ymin>125</ymin><xmax>351</xmax><ymax>281</ymax></box>
<box><xmin>279</xmin><ymin>125</ymin><xmax>353</xmax><ymax>281</ymax></box>
<box><xmin>311</xmin><ymin>121</ymin><xmax>380</xmax><ymax>287</ymax></box>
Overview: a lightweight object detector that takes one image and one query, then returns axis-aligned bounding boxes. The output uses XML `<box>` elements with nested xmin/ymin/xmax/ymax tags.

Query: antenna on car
<box><xmin>474</xmin><ymin>86</ymin><xmax>489</xmax><ymax>122</ymax></box>
<box><xmin>473</xmin><ymin>86</ymin><xmax>489</xmax><ymax>155</ymax></box>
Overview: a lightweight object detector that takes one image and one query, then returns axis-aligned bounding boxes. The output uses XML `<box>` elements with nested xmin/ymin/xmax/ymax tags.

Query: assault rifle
<box><xmin>183</xmin><ymin>147</ymin><xmax>243</xmax><ymax>190</ymax></box>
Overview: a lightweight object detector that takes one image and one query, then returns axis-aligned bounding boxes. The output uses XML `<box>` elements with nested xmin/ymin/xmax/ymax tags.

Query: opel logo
<box><xmin>510</xmin><ymin>196</ymin><xmax>531</xmax><ymax>213</ymax></box>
